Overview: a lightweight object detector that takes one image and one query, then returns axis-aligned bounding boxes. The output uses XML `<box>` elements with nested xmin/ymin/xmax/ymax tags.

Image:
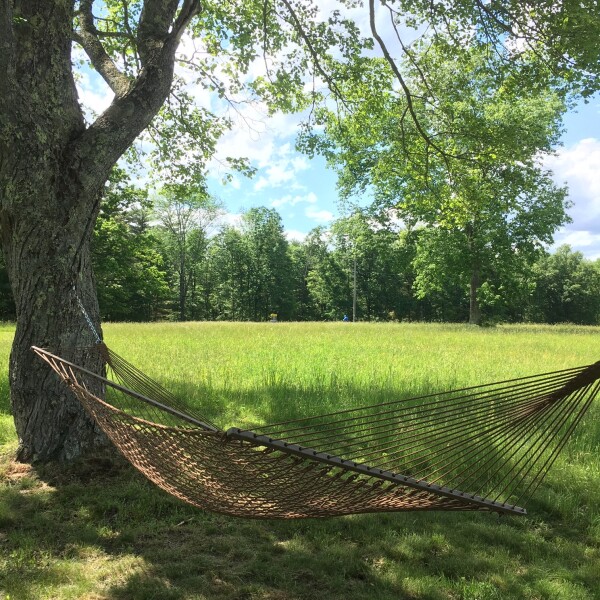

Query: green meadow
<box><xmin>1</xmin><ymin>322</ymin><xmax>599</xmax><ymax>599</ymax></box>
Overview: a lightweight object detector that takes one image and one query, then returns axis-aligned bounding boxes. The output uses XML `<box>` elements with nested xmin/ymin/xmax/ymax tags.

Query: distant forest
<box><xmin>2</xmin><ymin>174</ymin><xmax>597</xmax><ymax>327</ymax></box>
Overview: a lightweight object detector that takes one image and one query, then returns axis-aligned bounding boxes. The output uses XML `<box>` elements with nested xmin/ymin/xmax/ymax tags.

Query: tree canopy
<box><xmin>303</xmin><ymin>38</ymin><xmax>571</xmax><ymax>323</ymax></box>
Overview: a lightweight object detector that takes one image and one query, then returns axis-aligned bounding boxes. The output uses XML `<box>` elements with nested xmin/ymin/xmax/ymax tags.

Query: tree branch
<box><xmin>369</xmin><ymin>0</ymin><xmax>462</xmax><ymax>165</ymax></box>
<box><xmin>74</xmin><ymin>0</ymin><xmax>131</xmax><ymax>97</ymax></box>
<box><xmin>68</xmin><ymin>0</ymin><xmax>202</xmax><ymax>204</ymax></box>
<box><xmin>137</xmin><ymin>0</ymin><xmax>200</xmax><ymax>65</ymax></box>
<box><xmin>384</xmin><ymin>3</ymin><xmax>435</xmax><ymax>101</ymax></box>
<box><xmin>137</xmin><ymin>0</ymin><xmax>178</xmax><ymax>62</ymax></box>
<box><xmin>279</xmin><ymin>0</ymin><xmax>349</xmax><ymax>109</ymax></box>
<box><xmin>170</xmin><ymin>0</ymin><xmax>202</xmax><ymax>44</ymax></box>
<box><xmin>93</xmin><ymin>30</ymin><xmax>135</xmax><ymax>41</ymax></box>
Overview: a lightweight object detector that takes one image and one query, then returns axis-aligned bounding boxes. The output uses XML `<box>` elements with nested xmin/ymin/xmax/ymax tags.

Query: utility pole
<box><xmin>352</xmin><ymin>253</ymin><xmax>357</xmax><ymax>322</ymax></box>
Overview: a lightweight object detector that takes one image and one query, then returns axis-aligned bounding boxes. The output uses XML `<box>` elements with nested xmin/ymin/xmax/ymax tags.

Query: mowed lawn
<box><xmin>1</xmin><ymin>321</ymin><xmax>599</xmax><ymax>600</ymax></box>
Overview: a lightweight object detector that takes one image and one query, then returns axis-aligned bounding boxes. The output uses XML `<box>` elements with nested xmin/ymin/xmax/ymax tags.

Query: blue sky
<box><xmin>205</xmin><ymin>95</ymin><xmax>600</xmax><ymax>258</ymax></box>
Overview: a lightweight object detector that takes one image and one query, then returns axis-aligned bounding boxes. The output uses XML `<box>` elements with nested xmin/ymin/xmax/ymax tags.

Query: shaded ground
<box><xmin>0</xmin><ymin>448</ymin><xmax>598</xmax><ymax>600</ymax></box>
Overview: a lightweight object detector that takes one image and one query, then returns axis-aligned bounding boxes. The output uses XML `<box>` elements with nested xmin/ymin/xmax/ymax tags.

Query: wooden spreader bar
<box><xmin>226</xmin><ymin>428</ymin><xmax>527</xmax><ymax>516</ymax></box>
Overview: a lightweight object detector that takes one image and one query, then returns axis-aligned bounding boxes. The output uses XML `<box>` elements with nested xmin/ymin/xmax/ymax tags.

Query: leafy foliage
<box><xmin>92</xmin><ymin>169</ymin><xmax>169</xmax><ymax>321</ymax></box>
<box><xmin>303</xmin><ymin>38</ymin><xmax>571</xmax><ymax>324</ymax></box>
<box><xmin>528</xmin><ymin>245</ymin><xmax>600</xmax><ymax>325</ymax></box>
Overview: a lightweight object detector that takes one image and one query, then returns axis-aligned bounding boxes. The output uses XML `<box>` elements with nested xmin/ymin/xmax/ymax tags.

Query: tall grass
<box><xmin>1</xmin><ymin>322</ymin><xmax>599</xmax><ymax>599</ymax></box>
<box><xmin>102</xmin><ymin>321</ymin><xmax>600</xmax><ymax>432</ymax></box>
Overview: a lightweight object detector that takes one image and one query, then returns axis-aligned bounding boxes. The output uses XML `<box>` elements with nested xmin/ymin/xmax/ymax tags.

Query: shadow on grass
<box><xmin>1</xmin><ymin>378</ymin><xmax>599</xmax><ymax>600</ymax></box>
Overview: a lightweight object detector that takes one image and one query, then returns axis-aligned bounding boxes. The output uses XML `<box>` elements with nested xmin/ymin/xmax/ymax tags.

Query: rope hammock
<box><xmin>32</xmin><ymin>344</ymin><xmax>600</xmax><ymax>519</ymax></box>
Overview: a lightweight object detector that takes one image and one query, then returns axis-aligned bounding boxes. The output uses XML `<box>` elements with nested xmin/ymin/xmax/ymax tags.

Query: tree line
<box><xmin>2</xmin><ymin>169</ymin><xmax>597</xmax><ymax>326</ymax></box>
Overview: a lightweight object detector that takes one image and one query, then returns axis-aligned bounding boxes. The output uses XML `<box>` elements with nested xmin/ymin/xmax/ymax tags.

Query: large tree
<box><xmin>305</xmin><ymin>40</ymin><xmax>571</xmax><ymax>324</ymax></box>
<box><xmin>206</xmin><ymin>226</ymin><xmax>248</xmax><ymax>320</ymax></box>
<box><xmin>0</xmin><ymin>0</ymin><xmax>363</xmax><ymax>462</ymax></box>
<box><xmin>0</xmin><ymin>1</ymin><xmax>205</xmax><ymax>462</ymax></box>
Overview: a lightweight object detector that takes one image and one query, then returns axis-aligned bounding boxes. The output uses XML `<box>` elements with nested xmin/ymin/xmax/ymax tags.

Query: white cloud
<box><xmin>285</xmin><ymin>229</ymin><xmax>308</xmax><ymax>242</ymax></box>
<box><xmin>552</xmin><ymin>229</ymin><xmax>600</xmax><ymax>260</ymax></box>
<box><xmin>546</xmin><ymin>138</ymin><xmax>600</xmax><ymax>258</ymax></box>
<box><xmin>547</xmin><ymin>138</ymin><xmax>600</xmax><ymax>227</ymax></box>
<box><xmin>75</xmin><ymin>69</ymin><xmax>114</xmax><ymax>121</ymax></box>
<box><xmin>254</xmin><ymin>164</ymin><xmax>296</xmax><ymax>191</ymax></box>
<box><xmin>556</xmin><ymin>230</ymin><xmax>600</xmax><ymax>248</ymax></box>
<box><xmin>228</xmin><ymin>177</ymin><xmax>242</xmax><ymax>190</ymax></box>
<box><xmin>291</xmin><ymin>156</ymin><xmax>309</xmax><ymax>171</ymax></box>
<box><xmin>252</xmin><ymin>141</ymin><xmax>310</xmax><ymax>192</ymax></box>
<box><xmin>271</xmin><ymin>192</ymin><xmax>318</xmax><ymax>208</ymax></box>
<box><xmin>219</xmin><ymin>212</ymin><xmax>244</xmax><ymax>230</ymax></box>
<box><xmin>305</xmin><ymin>206</ymin><xmax>334</xmax><ymax>223</ymax></box>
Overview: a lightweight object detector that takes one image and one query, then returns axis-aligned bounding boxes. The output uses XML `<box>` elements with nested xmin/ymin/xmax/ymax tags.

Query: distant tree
<box><xmin>155</xmin><ymin>187</ymin><xmax>222</xmax><ymax>321</ymax></box>
<box><xmin>528</xmin><ymin>246</ymin><xmax>600</xmax><ymax>325</ymax></box>
<box><xmin>242</xmin><ymin>208</ymin><xmax>293</xmax><ymax>320</ymax></box>
<box><xmin>207</xmin><ymin>226</ymin><xmax>253</xmax><ymax>320</ymax></box>
<box><xmin>93</xmin><ymin>219</ymin><xmax>169</xmax><ymax>322</ymax></box>
<box><xmin>330</xmin><ymin>212</ymin><xmax>409</xmax><ymax>321</ymax></box>
<box><xmin>287</xmin><ymin>241</ymin><xmax>319</xmax><ymax>321</ymax></box>
<box><xmin>92</xmin><ymin>169</ymin><xmax>169</xmax><ymax>321</ymax></box>
<box><xmin>304</xmin><ymin>228</ymin><xmax>350</xmax><ymax>320</ymax></box>
<box><xmin>409</xmin><ymin>228</ymin><xmax>469</xmax><ymax>323</ymax></box>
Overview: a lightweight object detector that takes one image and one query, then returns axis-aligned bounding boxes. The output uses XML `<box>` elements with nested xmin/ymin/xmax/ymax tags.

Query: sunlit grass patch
<box><xmin>100</xmin><ymin>321</ymin><xmax>600</xmax><ymax>427</ymax></box>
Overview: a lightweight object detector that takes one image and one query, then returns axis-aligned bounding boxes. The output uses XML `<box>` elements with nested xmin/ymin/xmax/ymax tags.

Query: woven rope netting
<box><xmin>32</xmin><ymin>345</ymin><xmax>600</xmax><ymax>519</ymax></box>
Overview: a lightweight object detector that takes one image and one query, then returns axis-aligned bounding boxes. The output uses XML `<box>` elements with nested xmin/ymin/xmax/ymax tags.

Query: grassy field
<box><xmin>1</xmin><ymin>322</ymin><xmax>599</xmax><ymax>599</ymax></box>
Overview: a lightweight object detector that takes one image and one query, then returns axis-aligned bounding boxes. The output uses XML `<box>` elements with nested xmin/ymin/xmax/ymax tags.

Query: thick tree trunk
<box><xmin>469</xmin><ymin>268</ymin><xmax>482</xmax><ymax>325</ymax></box>
<box><xmin>5</xmin><ymin>213</ymin><xmax>107</xmax><ymax>461</ymax></box>
<box><xmin>0</xmin><ymin>114</ymin><xmax>108</xmax><ymax>461</ymax></box>
<box><xmin>0</xmin><ymin>1</ymin><xmax>106</xmax><ymax>461</ymax></box>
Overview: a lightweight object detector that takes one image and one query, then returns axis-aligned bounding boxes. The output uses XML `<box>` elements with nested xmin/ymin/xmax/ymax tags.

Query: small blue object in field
<box><xmin>343</xmin><ymin>314</ymin><xmax>349</xmax><ymax>322</ymax></box>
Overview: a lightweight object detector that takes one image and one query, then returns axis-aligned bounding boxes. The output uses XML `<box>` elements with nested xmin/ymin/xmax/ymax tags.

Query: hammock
<box><xmin>32</xmin><ymin>344</ymin><xmax>600</xmax><ymax>519</ymax></box>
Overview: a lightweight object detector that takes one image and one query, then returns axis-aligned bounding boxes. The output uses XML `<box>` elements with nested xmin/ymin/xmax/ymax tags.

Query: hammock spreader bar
<box><xmin>226</xmin><ymin>428</ymin><xmax>526</xmax><ymax>515</ymax></box>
